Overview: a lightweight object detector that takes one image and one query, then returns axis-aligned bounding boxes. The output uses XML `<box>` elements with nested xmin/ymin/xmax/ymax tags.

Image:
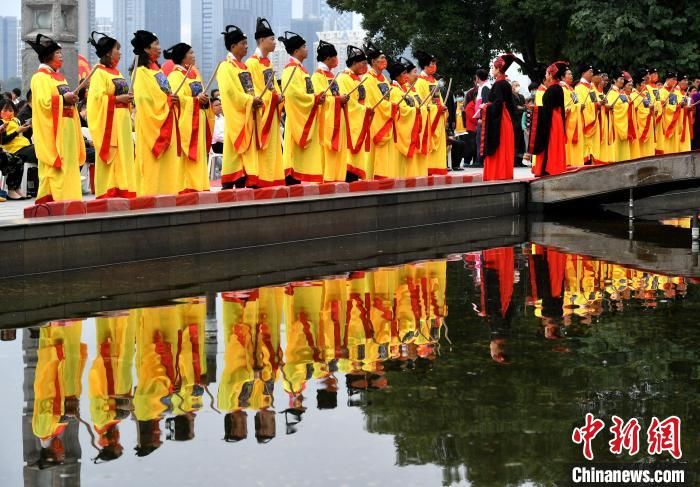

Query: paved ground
<box><xmin>0</xmin><ymin>166</ymin><xmax>534</xmax><ymax>222</ymax></box>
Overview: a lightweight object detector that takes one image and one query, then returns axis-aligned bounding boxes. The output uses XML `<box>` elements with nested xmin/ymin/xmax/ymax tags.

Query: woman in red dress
<box><xmin>481</xmin><ymin>53</ymin><xmax>517</xmax><ymax>181</ymax></box>
<box><xmin>531</xmin><ymin>61</ymin><xmax>568</xmax><ymax>177</ymax></box>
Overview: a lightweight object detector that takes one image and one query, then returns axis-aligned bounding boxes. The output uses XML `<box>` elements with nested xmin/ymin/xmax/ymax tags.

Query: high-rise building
<box><xmin>271</xmin><ymin>0</ymin><xmax>292</xmax><ymax>36</ymax></box>
<box><xmin>319</xmin><ymin>1</ymin><xmax>352</xmax><ymax>31</ymax></box>
<box><xmin>0</xmin><ymin>17</ymin><xmax>19</xmax><ymax>83</ymax></box>
<box><xmin>113</xmin><ymin>0</ymin><xmax>181</xmax><ymax>75</ymax></box>
<box><xmin>78</xmin><ymin>0</ymin><xmax>97</xmax><ymax>64</ymax></box>
<box><xmin>191</xmin><ymin>0</ymin><xmax>274</xmax><ymax>89</ymax></box>
<box><xmin>314</xmin><ymin>29</ymin><xmax>365</xmax><ymax>73</ymax></box>
<box><xmin>290</xmin><ymin>17</ymin><xmax>322</xmax><ymax>72</ymax></box>
<box><xmin>303</xmin><ymin>0</ymin><xmax>321</xmax><ymax>18</ymax></box>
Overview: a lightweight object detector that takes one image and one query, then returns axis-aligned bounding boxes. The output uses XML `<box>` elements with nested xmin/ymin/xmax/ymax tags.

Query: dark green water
<box><xmin>0</xmin><ymin>241</ymin><xmax>697</xmax><ymax>486</ymax></box>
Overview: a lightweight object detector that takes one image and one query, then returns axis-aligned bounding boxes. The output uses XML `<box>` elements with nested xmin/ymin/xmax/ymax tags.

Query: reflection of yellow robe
<box><xmin>33</xmin><ymin>322</ymin><xmax>87</xmax><ymax>440</ymax></box>
<box><xmin>562</xmin><ymin>82</ymin><xmax>585</xmax><ymax>166</ymax></box>
<box><xmin>282</xmin><ymin>58</ymin><xmax>323</xmax><ymax>183</ymax></box>
<box><xmin>312</xmin><ymin>68</ymin><xmax>348</xmax><ymax>182</ymax></box>
<box><xmin>246</xmin><ymin>55</ymin><xmax>285</xmax><ymax>187</ymax></box>
<box><xmin>284</xmin><ymin>282</ymin><xmax>323</xmax><ymax>396</ymax></box>
<box><xmin>218</xmin><ymin>296</ymin><xmax>254</xmax><ymax>412</ymax></box>
<box><xmin>574</xmin><ymin>81</ymin><xmax>597</xmax><ymax>164</ymax></box>
<box><xmin>319</xmin><ymin>277</ymin><xmax>348</xmax><ymax>363</ymax></box>
<box><xmin>87</xmin><ymin>65</ymin><xmax>137</xmax><ymax>198</ymax></box>
<box><xmin>134</xmin><ymin>64</ymin><xmax>181</xmax><ymax>196</ymax></box>
<box><xmin>88</xmin><ymin>313</ymin><xmax>136</xmax><ymax>431</ymax></box>
<box><xmin>364</xmin><ymin>69</ymin><xmax>398</xmax><ymax>179</ymax></box>
<box><xmin>345</xmin><ymin>273</ymin><xmax>374</xmax><ymax>364</ymax></box>
<box><xmin>30</xmin><ymin>67</ymin><xmax>86</xmax><ymax>203</ymax></box>
<box><xmin>415</xmin><ymin>73</ymin><xmax>447</xmax><ymax>175</ymax></box>
<box><xmin>168</xmin><ymin>65</ymin><xmax>212</xmax><ymax>193</ymax></box>
<box><xmin>391</xmin><ymin>80</ymin><xmax>423</xmax><ymax>178</ymax></box>
<box><xmin>337</xmin><ymin>70</ymin><xmax>370</xmax><ymax>179</ymax></box>
<box><xmin>217</xmin><ymin>54</ymin><xmax>257</xmax><ymax>185</ymax></box>
<box><xmin>606</xmin><ymin>87</ymin><xmax>631</xmax><ymax>163</ymax></box>
<box><xmin>134</xmin><ymin>306</ymin><xmax>181</xmax><ymax>421</ymax></box>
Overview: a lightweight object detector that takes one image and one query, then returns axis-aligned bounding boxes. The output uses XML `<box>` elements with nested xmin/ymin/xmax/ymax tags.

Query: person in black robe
<box><xmin>530</xmin><ymin>61</ymin><xmax>568</xmax><ymax>176</ymax></box>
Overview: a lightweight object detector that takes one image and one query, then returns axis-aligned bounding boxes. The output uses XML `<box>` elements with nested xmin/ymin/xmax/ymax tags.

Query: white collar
<box><xmin>254</xmin><ymin>47</ymin><xmax>268</xmax><ymax>59</ymax></box>
<box><xmin>318</xmin><ymin>61</ymin><xmax>331</xmax><ymax>72</ymax></box>
<box><xmin>579</xmin><ymin>78</ymin><xmax>591</xmax><ymax>84</ymax></box>
<box><xmin>39</xmin><ymin>63</ymin><xmax>55</xmax><ymax>72</ymax></box>
<box><xmin>290</xmin><ymin>56</ymin><xmax>302</xmax><ymax>65</ymax></box>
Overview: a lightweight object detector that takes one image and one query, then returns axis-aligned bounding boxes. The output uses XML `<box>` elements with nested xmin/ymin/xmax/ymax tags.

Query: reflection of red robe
<box><xmin>480</xmin><ymin>247</ymin><xmax>515</xmax><ymax>317</ymax></box>
<box><xmin>529</xmin><ymin>245</ymin><xmax>567</xmax><ymax>317</ymax></box>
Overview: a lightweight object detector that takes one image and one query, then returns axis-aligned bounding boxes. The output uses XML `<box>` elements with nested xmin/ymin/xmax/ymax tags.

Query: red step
<box><xmin>86</xmin><ymin>198</ymin><xmax>130</xmax><ymax>214</ymax></box>
<box><xmin>129</xmin><ymin>195</ymin><xmax>177</xmax><ymax>210</ymax></box>
<box><xmin>176</xmin><ymin>191</ymin><xmax>219</xmax><ymax>206</ymax></box>
<box><xmin>254</xmin><ymin>186</ymin><xmax>290</xmax><ymax>200</ymax></box>
<box><xmin>289</xmin><ymin>184</ymin><xmax>320</xmax><ymax>197</ymax></box>
<box><xmin>24</xmin><ymin>200</ymin><xmax>87</xmax><ymax>218</ymax></box>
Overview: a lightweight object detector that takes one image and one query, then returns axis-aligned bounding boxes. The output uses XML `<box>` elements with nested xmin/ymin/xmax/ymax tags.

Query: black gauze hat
<box><xmin>88</xmin><ymin>31</ymin><xmax>117</xmax><ymax>59</ymax></box>
<box><xmin>255</xmin><ymin>18</ymin><xmax>274</xmax><ymax>40</ymax></box>
<box><xmin>414</xmin><ymin>50</ymin><xmax>436</xmax><ymax>69</ymax></box>
<box><xmin>26</xmin><ymin>34</ymin><xmax>61</xmax><ymax>63</ymax></box>
<box><xmin>222</xmin><ymin>25</ymin><xmax>246</xmax><ymax>51</ymax></box>
<box><xmin>399</xmin><ymin>56</ymin><xmax>416</xmax><ymax>72</ymax></box>
<box><xmin>363</xmin><ymin>40</ymin><xmax>383</xmax><ymax>61</ymax></box>
<box><xmin>346</xmin><ymin>45</ymin><xmax>366</xmax><ymax>67</ymax></box>
<box><xmin>577</xmin><ymin>63</ymin><xmax>594</xmax><ymax>76</ymax></box>
<box><xmin>131</xmin><ymin>30</ymin><xmax>158</xmax><ymax>55</ymax></box>
<box><xmin>388</xmin><ymin>60</ymin><xmax>408</xmax><ymax>81</ymax></box>
<box><xmin>278</xmin><ymin>31</ymin><xmax>305</xmax><ymax>55</ymax></box>
<box><xmin>316</xmin><ymin>40</ymin><xmax>337</xmax><ymax>62</ymax></box>
<box><xmin>163</xmin><ymin>42</ymin><xmax>191</xmax><ymax>65</ymax></box>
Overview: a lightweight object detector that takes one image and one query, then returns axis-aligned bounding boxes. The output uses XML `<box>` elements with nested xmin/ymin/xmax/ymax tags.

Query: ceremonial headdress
<box><xmin>546</xmin><ymin>61</ymin><xmax>569</xmax><ymax>80</ymax></box>
<box><xmin>346</xmin><ymin>45</ymin><xmax>366</xmax><ymax>67</ymax></box>
<box><xmin>494</xmin><ymin>53</ymin><xmax>517</xmax><ymax>73</ymax></box>
<box><xmin>664</xmin><ymin>71</ymin><xmax>678</xmax><ymax>80</ymax></box>
<box><xmin>26</xmin><ymin>34</ymin><xmax>61</xmax><ymax>62</ymax></box>
<box><xmin>399</xmin><ymin>56</ymin><xmax>416</xmax><ymax>72</ymax></box>
<box><xmin>222</xmin><ymin>25</ymin><xmax>246</xmax><ymax>51</ymax></box>
<box><xmin>414</xmin><ymin>50</ymin><xmax>436</xmax><ymax>69</ymax></box>
<box><xmin>577</xmin><ymin>63</ymin><xmax>594</xmax><ymax>76</ymax></box>
<box><xmin>316</xmin><ymin>40</ymin><xmax>337</xmax><ymax>62</ymax></box>
<box><xmin>163</xmin><ymin>43</ymin><xmax>191</xmax><ymax>65</ymax></box>
<box><xmin>131</xmin><ymin>30</ymin><xmax>158</xmax><ymax>55</ymax></box>
<box><xmin>363</xmin><ymin>40</ymin><xmax>383</xmax><ymax>61</ymax></box>
<box><xmin>388</xmin><ymin>59</ymin><xmax>408</xmax><ymax>81</ymax></box>
<box><xmin>255</xmin><ymin>18</ymin><xmax>274</xmax><ymax>40</ymax></box>
<box><xmin>88</xmin><ymin>31</ymin><xmax>117</xmax><ymax>59</ymax></box>
<box><xmin>278</xmin><ymin>31</ymin><xmax>306</xmax><ymax>54</ymax></box>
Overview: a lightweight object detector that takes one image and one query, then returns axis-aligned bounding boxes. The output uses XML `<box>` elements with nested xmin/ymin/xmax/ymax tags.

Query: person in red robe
<box><xmin>481</xmin><ymin>53</ymin><xmax>518</xmax><ymax>181</ymax></box>
<box><xmin>531</xmin><ymin>61</ymin><xmax>568</xmax><ymax>176</ymax></box>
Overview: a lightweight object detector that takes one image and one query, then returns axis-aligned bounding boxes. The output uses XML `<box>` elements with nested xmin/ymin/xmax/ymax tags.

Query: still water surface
<box><xmin>0</xmin><ymin>238</ymin><xmax>697</xmax><ymax>486</ymax></box>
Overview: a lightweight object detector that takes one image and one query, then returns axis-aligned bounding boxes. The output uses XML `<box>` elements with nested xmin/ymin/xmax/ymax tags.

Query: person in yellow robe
<box><xmin>362</xmin><ymin>42</ymin><xmax>397</xmax><ymax>179</ymax></box>
<box><xmin>389</xmin><ymin>58</ymin><xmax>422</xmax><ymax>178</ymax></box>
<box><xmin>414</xmin><ymin>50</ymin><xmax>448</xmax><ymax>176</ymax></box>
<box><xmin>592</xmin><ymin>74</ymin><xmax>610</xmax><ymax>164</ymax></box>
<box><xmin>625</xmin><ymin>76</ymin><xmax>641</xmax><ymax>160</ymax></box>
<box><xmin>562</xmin><ymin>68</ymin><xmax>584</xmax><ymax>166</ymax></box>
<box><xmin>164</xmin><ymin>43</ymin><xmax>213</xmax><ymax>193</ymax></box>
<box><xmin>131</xmin><ymin>30</ymin><xmax>182</xmax><ymax>196</ymax></box>
<box><xmin>246</xmin><ymin>18</ymin><xmax>285</xmax><ymax>187</ymax></box>
<box><xmin>677</xmin><ymin>75</ymin><xmax>693</xmax><ymax>153</ymax></box>
<box><xmin>87</xmin><ymin>32</ymin><xmax>137</xmax><ymax>199</ymax></box>
<box><xmin>218</xmin><ymin>25</ymin><xmax>263</xmax><ymax>189</ymax></box>
<box><xmin>311</xmin><ymin>40</ymin><xmax>351</xmax><ymax>182</ymax></box>
<box><xmin>643</xmin><ymin>68</ymin><xmax>665</xmax><ymax>155</ymax></box>
<box><xmin>633</xmin><ymin>71</ymin><xmax>655</xmax><ymax>158</ymax></box>
<box><xmin>27</xmin><ymin>34</ymin><xmax>86</xmax><ymax>204</ymax></box>
<box><xmin>660</xmin><ymin>72</ymin><xmax>682</xmax><ymax>155</ymax></box>
<box><xmin>33</xmin><ymin>321</ymin><xmax>87</xmax><ymax>459</ymax></box>
<box><xmin>574</xmin><ymin>64</ymin><xmax>598</xmax><ymax>164</ymax></box>
<box><xmin>88</xmin><ymin>312</ymin><xmax>136</xmax><ymax>462</ymax></box>
<box><xmin>280</xmin><ymin>31</ymin><xmax>325</xmax><ymax>183</ymax></box>
<box><xmin>336</xmin><ymin>45</ymin><xmax>372</xmax><ymax>181</ymax></box>
<box><xmin>605</xmin><ymin>70</ymin><xmax>632</xmax><ymax>163</ymax></box>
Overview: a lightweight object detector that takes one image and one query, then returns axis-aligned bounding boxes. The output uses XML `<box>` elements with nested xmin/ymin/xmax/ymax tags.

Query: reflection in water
<box><xmin>6</xmin><ymin>247</ymin><xmax>699</xmax><ymax>486</ymax></box>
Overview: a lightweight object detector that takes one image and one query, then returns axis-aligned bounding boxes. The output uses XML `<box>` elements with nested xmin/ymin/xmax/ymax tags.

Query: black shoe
<box><xmin>451</xmin><ymin>167</ymin><xmax>464</xmax><ymax>171</ymax></box>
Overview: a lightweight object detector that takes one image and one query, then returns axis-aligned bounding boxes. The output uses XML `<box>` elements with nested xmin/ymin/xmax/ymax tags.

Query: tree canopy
<box><xmin>328</xmin><ymin>0</ymin><xmax>700</xmax><ymax>87</ymax></box>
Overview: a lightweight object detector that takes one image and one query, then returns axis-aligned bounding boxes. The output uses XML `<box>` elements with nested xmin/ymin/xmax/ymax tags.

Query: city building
<box><xmin>0</xmin><ymin>17</ymin><xmax>19</xmax><ymax>84</ymax></box>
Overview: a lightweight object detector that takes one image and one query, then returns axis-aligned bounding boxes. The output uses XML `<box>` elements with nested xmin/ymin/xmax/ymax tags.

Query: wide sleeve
<box><xmin>391</xmin><ymin>86</ymin><xmax>420</xmax><ymax>157</ymax></box>
<box><xmin>610</xmin><ymin>93</ymin><xmax>629</xmax><ymax>140</ymax></box>
<box><xmin>282</xmin><ymin>66</ymin><xmax>319</xmax><ymax>147</ymax></box>
<box><xmin>634</xmin><ymin>91</ymin><xmax>653</xmax><ymax>142</ymax></box>
<box><xmin>338</xmin><ymin>73</ymin><xmax>372</xmax><ymax>156</ymax></box>
<box><xmin>663</xmin><ymin>89</ymin><xmax>681</xmax><ymax>137</ymax></box>
<box><xmin>87</xmin><ymin>69</ymin><xmax>116</xmax><ymax>164</ymax></box>
<box><xmin>246</xmin><ymin>58</ymin><xmax>280</xmax><ymax>150</ymax></box>
<box><xmin>134</xmin><ymin>66</ymin><xmax>175</xmax><ymax>157</ymax></box>
<box><xmin>532</xmin><ymin>84</ymin><xmax>564</xmax><ymax>155</ymax></box>
<box><xmin>169</xmin><ymin>70</ymin><xmax>196</xmax><ymax>160</ymax></box>
<box><xmin>364</xmin><ymin>75</ymin><xmax>397</xmax><ymax>146</ymax></box>
<box><xmin>30</xmin><ymin>73</ymin><xmax>64</xmax><ymax>168</ymax></box>
<box><xmin>217</xmin><ymin>62</ymin><xmax>255</xmax><ymax>154</ymax></box>
<box><xmin>483</xmin><ymin>80</ymin><xmax>506</xmax><ymax>156</ymax></box>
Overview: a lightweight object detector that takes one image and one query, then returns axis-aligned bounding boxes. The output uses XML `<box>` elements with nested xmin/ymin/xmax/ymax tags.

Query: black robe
<box><xmin>483</xmin><ymin>79</ymin><xmax>516</xmax><ymax>156</ymax></box>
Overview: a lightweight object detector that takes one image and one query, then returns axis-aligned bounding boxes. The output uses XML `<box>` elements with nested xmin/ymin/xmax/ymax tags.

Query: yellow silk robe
<box><xmin>593</xmin><ymin>87</ymin><xmax>610</xmax><ymax>164</ymax></box>
<box><xmin>337</xmin><ymin>70</ymin><xmax>371</xmax><ymax>179</ymax></box>
<box><xmin>628</xmin><ymin>90</ymin><xmax>641</xmax><ymax>160</ymax></box>
<box><xmin>30</xmin><ymin>66</ymin><xmax>86</xmax><ymax>203</ymax></box>
<box><xmin>647</xmin><ymin>84</ymin><xmax>664</xmax><ymax>155</ymax></box>
<box><xmin>282</xmin><ymin>58</ymin><xmax>324</xmax><ymax>183</ymax></box>
<box><xmin>678</xmin><ymin>90</ymin><xmax>693</xmax><ymax>153</ymax></box>
<box><xmin>574</xmin><ymin>80</ymin><xmax>597</xmax><ymax>164</ymax></box>
<box><xmin>415</xmin><ymin>73</ymin><xmax>447</xmax><ymax>175</ymax></box>
<box><xmin>217</xmin><ymin>54</ymin><xmax>257</xmax><ymax>186</ymax></box>
<box><xmin>661</xmin><ymin>86</ymin><xmax>681</xmax><ymax>155</ymax></box>
<box><xmin>561</xmin><ymin>82</ymin><xmax>585</xmax><ymax>166</ymax></box>
<box><xmin>87</xmin><ymin>65</ymin><xmax>137</xmax><ymax>198</ymax></box>
<box><xmin>391</xmin><ymin>80</ymin><xmax>422</xmax><ymax>178</ymax></box>
<box><xmin>168</xmin><ymin>65</ymin><xmax>213</xmax><ymax>193</ymax></box>
<box><xmin>606</xmin><ymin>87</ymin><xmax>631</xmax><ymax>163</ymax></box>
<box><xmin>33</xmin><ymin>322</ymin><xmax>87</xmax><ymax>441</ymax></box>
<box><xmin>312</xmin><ymin>68</ymin><xmax>348</xmax><ymax>182</ymax></box>
<box><xmin>634</xmin><ymin>88</ymin><xmax>655</xmax><ymax>157</ymax></box>
<box><xmin>246</xmin><ymin>54</ymin><xmax>285</xmax><ymax>187</ymax></box>
<box><xmin>364</xmin><ymin>68</ymin><xmax>398</xmax><ymax>179</ymax></box>
<box><xmin>133</xmin><ymin>64</ymin><xmax>181</xmax><ymax>196</ymax></box>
